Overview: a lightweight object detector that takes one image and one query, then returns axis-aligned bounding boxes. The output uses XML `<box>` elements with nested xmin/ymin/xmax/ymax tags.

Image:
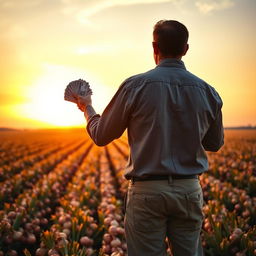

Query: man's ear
<box><xmin>183</xmin><ymin>43</ymin><xmax>189</xmax><ymax>56</ymax></box>
<box><xmin>152</xmin><ymin>42</ymin><xmax>159</xmax><ymax>55</ymax></box>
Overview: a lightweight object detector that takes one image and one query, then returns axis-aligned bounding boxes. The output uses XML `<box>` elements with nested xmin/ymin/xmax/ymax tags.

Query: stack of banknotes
<box><xmin>64</xmin><ymin>79</ymin><xmax>91</xmax><ymax>103</ymax></box>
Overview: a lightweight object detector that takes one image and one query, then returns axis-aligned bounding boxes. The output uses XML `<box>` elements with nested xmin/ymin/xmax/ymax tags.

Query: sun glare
<box><xmin>17</xmin><ymin>63</ymin><xmax>113</xmax><ymax>127</ymax></box>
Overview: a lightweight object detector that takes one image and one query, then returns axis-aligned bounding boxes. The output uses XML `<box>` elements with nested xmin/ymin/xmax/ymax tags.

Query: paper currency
<box><xmin>64</xmin><ymin>79</ymin><xmax>91</xmax><ymax>103</ymax></box>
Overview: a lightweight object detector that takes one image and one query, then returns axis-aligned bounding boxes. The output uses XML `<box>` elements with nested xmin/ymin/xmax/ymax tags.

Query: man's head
<box><xmin>153</xmin><ymin>20</ymin><xmax>189</xmax><ymax>64</ymax></box>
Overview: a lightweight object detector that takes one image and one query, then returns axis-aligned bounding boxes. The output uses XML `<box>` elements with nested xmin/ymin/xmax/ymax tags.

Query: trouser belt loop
<box><xmin>168</xmin><ymin>175</ymin><xmax>173</xmax><ymax>184</ymax></box>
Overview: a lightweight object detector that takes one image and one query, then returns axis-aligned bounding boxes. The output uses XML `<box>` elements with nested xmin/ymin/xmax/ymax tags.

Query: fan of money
<box><xmin>64</xmin><ymin>79</ymin><xmax>92</xmax><ymax>103</ymax></box>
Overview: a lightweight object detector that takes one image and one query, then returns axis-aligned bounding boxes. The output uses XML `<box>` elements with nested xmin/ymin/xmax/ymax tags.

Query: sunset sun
<box><xmin>16</xmin><ymin>64</ymin><xmax>113</xmax><ymax>127</ymax></box>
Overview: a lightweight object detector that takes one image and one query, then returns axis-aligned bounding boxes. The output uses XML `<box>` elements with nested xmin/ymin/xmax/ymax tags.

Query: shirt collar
<box><xmin>157</xmin><ymin>58</ymin><xmax>186</xmax><ymax>70</ymax></box>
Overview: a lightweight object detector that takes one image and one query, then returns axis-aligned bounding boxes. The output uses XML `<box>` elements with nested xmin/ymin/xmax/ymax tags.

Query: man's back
<box><xmin>124</xmin><ymin>58</ymin><xmax>224</xmax><ymax>179</ymax></box>
<box><xmin>80</xmin><ymin>20</ymin><xmax>224</xmax><ymax>256</ymax></box>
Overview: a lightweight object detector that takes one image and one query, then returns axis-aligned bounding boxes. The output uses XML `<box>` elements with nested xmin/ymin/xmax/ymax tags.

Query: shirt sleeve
<box><xmin>86</xmin><ymin>79</ymin><xmax>133</xmax><ymax>146</ymax></box>
<box><xmin>202</xmin><ymin>88</ymin><xmax>224</xmax><ymax>152</ymax></box>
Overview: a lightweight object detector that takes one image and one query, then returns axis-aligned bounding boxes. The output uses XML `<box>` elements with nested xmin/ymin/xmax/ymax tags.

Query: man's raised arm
<box><xmin>77</xmin><ymin>81</ymin><xmax>133</xmax><ymax>146</ymax></box>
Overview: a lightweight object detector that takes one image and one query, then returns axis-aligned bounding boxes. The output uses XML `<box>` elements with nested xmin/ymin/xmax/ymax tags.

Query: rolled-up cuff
<box><xmin>87</xmin><ymin>114</ymin><xmax>100</xmax><ymax>124</ymax></box>
<box><xmin>86</xmin><ymin>114</ymin><xmax>100</xmax><ymax>141</ymax></box>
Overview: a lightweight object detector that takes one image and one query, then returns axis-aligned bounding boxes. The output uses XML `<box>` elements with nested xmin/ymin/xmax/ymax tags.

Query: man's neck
<box><xmin>156</xmin><ymin>55</ymin><xmax>182</xmax><ymax>65</ymax></box>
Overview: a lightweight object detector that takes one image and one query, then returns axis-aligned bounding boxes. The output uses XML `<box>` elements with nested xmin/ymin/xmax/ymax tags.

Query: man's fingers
<box><xmin>78</xmin><ymin>94</ymin><xmax>91</xmax><ymax>101</ymax></box>
<box><xmin>77</xmin><ymin>102</ymin><xmax>85</xmax><ymax>112</ymax></box>
<box><xmin>77</xmin><ymin>95</ymin><xmax>85</xmax><ymax>101</ymax></box>
<box><xmin>77</xmin><ymin>93</ymin><xmax>92</xmax><ymax>108</ymax></box>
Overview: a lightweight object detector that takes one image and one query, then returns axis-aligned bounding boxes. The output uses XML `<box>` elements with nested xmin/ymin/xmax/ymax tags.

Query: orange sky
<box><xmin>0</xmin><ymin>0</ymin><xmax>255</xmax><ymax>128</ymax></box>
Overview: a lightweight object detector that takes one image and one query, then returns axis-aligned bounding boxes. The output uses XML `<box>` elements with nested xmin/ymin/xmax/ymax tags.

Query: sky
<box><xmin>0</xmin><ymin>0</ymin><xmax>255</xmax><ymax>129</ymax></box>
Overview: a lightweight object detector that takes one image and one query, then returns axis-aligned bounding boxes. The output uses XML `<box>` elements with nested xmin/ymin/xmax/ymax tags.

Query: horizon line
<box><xmin>1</xmin><ymin>125</ymin><xmax>256</xmax><ymax>132</ymax></box>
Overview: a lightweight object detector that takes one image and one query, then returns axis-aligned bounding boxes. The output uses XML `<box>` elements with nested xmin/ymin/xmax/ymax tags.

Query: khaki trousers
<box><xmin>124</xmin><ymin>177</ymin><xmax>205</xmax><ymax>256</ymax></box>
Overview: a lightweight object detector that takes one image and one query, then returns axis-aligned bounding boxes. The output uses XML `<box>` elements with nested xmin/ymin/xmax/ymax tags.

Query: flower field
<box><xmin>0</xmin><ymin>129</ymin><xmax>255</xmax><ymax>256</ymax></box>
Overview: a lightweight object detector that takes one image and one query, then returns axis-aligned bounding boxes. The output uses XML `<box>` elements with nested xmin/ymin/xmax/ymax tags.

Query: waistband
<box><xmin>131</xmin><ymin>174</ymin><xmax>199</xmax><ymax>182</ymax></box>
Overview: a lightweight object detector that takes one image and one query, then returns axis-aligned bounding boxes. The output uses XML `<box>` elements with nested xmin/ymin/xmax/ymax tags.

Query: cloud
<box><xmin>60</xmin><ymin>0</ymin><xmax>176</xmax><ymax>25</ymax></box>
<box><xmin>195</xmin><ymin>0</ymin><xmax>235</xmax><ymax>14</ymax></box>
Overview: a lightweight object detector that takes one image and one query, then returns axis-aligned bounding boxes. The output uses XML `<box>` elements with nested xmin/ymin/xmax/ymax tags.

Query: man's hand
<box><xmin>77</xmin><ymin>94</ymin><xmax>92</xmax><ymax>112</ymax></box>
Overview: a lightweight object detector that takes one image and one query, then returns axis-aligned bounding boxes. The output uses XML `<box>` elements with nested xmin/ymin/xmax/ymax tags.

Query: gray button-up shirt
<box><xmin>87</xmin><ymin>58</ymin><xmax>224</xmax><ymax>179</ymax></box>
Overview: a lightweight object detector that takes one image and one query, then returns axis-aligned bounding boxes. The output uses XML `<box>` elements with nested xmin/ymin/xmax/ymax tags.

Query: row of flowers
<box><xmin>0</xmin><ymin>140</ymin><xmax>87</xmax><ymax>209</ymax></box>
<box><xmin>0</xmin><ymin>141</ymin><xmax>93</xmax><ymax>255</ymax></box>
<box><xmin>207</xmin><ymin>133</ymin><xmax>256</xmax><ymax>197</ymax></box>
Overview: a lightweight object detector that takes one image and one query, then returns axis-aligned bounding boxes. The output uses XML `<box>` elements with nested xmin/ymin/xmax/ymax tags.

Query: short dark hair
<box><xmin>153</xmin><ymin>20</ymin><xmax>189</xmax><ymax>57</ymax></box>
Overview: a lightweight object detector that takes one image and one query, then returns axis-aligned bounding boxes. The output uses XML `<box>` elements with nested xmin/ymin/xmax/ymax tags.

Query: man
<box><xmin>77</xmin><ymin>20</ymin><xmax>224</xmax><ymax>256</ymax></box>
